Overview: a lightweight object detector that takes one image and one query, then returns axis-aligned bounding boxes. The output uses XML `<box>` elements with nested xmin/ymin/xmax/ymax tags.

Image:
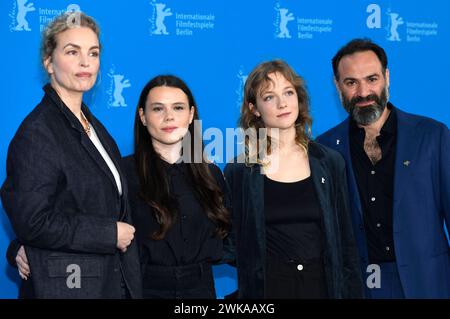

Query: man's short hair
<box><xmin>332</xmin><ymin>38</ymin><xmax>388</xmax><ymax>80</ymax></box>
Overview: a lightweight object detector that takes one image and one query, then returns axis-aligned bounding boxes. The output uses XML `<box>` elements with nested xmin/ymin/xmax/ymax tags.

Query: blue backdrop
<box><xmin>1</xmin><ymin>0</ymin><xmax>449</xmax><ymax>298</ymax></box>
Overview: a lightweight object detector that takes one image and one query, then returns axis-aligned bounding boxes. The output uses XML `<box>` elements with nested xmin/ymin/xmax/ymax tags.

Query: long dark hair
<box><xmin>134</xmin><ymin>75</ymin><xmax>230</xmax><ymax>240</ymax></box>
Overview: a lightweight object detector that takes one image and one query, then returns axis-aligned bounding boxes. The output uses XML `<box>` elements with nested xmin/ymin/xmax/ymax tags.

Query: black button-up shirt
<box><xmin>349</xmin><ymin>104</ymin><xmax>397</xmax><ymax>263</ymax></box>
<box><xmin>123</xmin><ymin>156</ymin><xmax>229</xmax><ymax>267</ymax></box>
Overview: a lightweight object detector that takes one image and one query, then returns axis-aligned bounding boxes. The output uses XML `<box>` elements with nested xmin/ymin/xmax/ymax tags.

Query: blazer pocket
<box><xmin>45</xmin><ymin>256</ymin><xmax>104</xmax><ymax>298</ymax></box>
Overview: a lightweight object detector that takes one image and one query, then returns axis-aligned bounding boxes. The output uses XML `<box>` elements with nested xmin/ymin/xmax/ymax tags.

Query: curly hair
<box><xmin>238</xmin><ymin>60</ymin><xmax>312</xmax><ymax>165</ymax></box>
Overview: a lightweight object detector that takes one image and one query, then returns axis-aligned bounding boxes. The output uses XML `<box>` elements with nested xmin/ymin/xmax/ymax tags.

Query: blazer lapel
<box><xmin>88</xmin><ymin>116</ymin><xmax>126</xmax><ymax>196</ymax></box>
<box><xmin>79</xmin><ymin>130</ymin><xmax>120</xmax><ymax>193</ymax></box>
<box><xmin>392</xmin><ymin>110</ymin><xmax>421</xmax><ymax>225</ymax></box>
<box><xmin>44</xmin><ymin>85</ymin><xmax>122</xmax><ymax>195</ymax></box>
<box><xmin>333</xmin><ymin>120</ymin><xmax>364</xmax><ymax>220</ymax></box>
<box><xmin>308</xmin><ymin>146</ymin><xmax>333</xmax><ymax>233</ymax></box>
<box><xmin>245</xmin><ymin>165</ymin><xmax>266</xmax><ymax>266</ymax></box>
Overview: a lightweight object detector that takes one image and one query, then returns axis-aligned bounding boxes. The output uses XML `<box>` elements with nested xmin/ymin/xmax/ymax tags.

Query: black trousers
<box><xmin>142</xmin><ymin>261</ymin><xmax>216</xmax><ymax>299</ymax></box>
<box><xmin>265</xmin><ymin>256</ymin><xmax>328</xmax><ymax>299</ymax></box>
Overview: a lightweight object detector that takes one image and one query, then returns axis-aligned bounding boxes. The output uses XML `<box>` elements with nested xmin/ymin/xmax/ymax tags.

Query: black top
<box><xmin>349</xmin><ymin>105</ymin><xmax>397</xmax><ymax>263</ymax></box>
<box><xmin>264</xmin><ymin>175</ymin><xmax>325</xmax><ymax>262</ymax></box>
<box><xmin>122</xmin><ymin>155</ymin><xmax>229</xmax><ymax>267</ymax></box>
<box><xmin>224</xmin><ymin>142</ymin><xmax>364</xmax><ymax>299</ymax></box>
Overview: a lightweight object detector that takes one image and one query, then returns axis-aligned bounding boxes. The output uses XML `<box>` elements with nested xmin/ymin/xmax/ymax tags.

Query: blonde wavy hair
<box><xmin>41</xmin><ymin>12</ymin><xmax>100</xmax><ymax>70</ymax></box>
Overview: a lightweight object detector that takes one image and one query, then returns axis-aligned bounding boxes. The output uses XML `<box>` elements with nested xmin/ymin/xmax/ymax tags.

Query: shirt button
<box><xmin>297</xmin><ymin>264</ymin><xmax>303</xmax><ymax>271</ymax></box>
<box><xmin>376</xmin><ymin>223</ymin><xmax>381</xmax><ymax>228</ymax></box>
<box><xmin>371</xmin><ymin>197</ymin><xmax>376</xmax><ymax>202</ymax></box>
<box><xmin>371</xmin><ymin>170</ymin><xmax>375</xmax><ymax>175</ymax></box>
<box><xmin>184</xmin><ymin>238</ymin><xmax>188</xmax><ymax>243</ymax></box>
<box><xmin>386</xmin><ymin>246</ymin><xmax>390</xmax><ymax>251</ymax></box>
<box><xmin>182</xmin><ymin>215</ymin><xmax>187</xmax><ymax>220</ymax></box>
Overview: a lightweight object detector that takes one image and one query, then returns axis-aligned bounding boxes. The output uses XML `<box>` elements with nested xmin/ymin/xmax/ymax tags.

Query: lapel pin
<box><xmin>403</xmin><ymin>160</ymin><xmax>410</xmax><ymax>166</ymax></box>
<box><xmin>321</xmin><ymin>177</ymin><xmax>325</xmax><ymax>184</ymax></box>
<box><xmin>336</xmin><ymin>139</ymin><xmax>340</xmax><ymax>145</ymax></box>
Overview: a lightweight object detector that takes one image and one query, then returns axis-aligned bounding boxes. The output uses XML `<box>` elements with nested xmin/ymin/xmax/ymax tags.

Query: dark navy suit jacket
<box><xmin>224</xmin><ymin>142</ymin><xmax>364</xmax><ymax>298</ymax></box>
<box><xmin>317</xmin><ymin>104</ymin><xmax>450</xmax><ymax>298</ymax></box>
<box><xmin>1</xmin><ymin>84</ymin><xmax>142</xmax><ymax>298</ymax></box>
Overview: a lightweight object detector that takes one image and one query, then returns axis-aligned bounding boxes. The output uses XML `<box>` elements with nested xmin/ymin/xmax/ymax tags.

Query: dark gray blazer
<box><xmin>224</xmin><ymin>141</ymin><xmax>364</xmax><ymax>298</ymax></box>
<box><xmin>1</xmin><ymin>84</ymin><xmax>142</xmax><ymax>298</ymax></box>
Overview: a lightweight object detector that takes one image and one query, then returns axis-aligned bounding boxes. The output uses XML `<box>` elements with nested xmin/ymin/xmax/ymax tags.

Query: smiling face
<box><xmin>249</xmin><ymin>72</ymin><xmax>299</xmax><ymax>130</ymax></box>
<box><xmin>139</xmin><ymin>86</ymin><xmax>194</xmax><ymax>149</ymax></box>
<box><xmin>335</xmin><ymin>50</ymin><xmax>390</xmax><ymax>126</ymax></box>
<box><xmin>45</xmin><ymin>27</ymin><xmax>100</xmax><ymax>98</ymax></box>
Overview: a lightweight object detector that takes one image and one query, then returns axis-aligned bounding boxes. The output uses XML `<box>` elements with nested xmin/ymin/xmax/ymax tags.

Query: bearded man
<box><xmin>317</xmin><ymin>38</ymin><xmax>450</xmax><ymax>299</ymax></box>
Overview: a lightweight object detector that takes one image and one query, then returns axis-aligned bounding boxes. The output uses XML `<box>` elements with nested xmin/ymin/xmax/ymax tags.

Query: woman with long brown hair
<box><xmin>122</xmin><ymin>75</ymin><xmax>233</xmax><ymax>299</ymax></box>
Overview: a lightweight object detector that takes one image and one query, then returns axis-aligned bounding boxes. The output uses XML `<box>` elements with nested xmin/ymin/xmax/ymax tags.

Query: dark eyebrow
<box><xmin>150</xmin><ymin>102</ymin><xmax>187</xmax><ymax>106</ymax></box>
<box><xmin>63</xmin><ymin>43</ymin><xmax>100</xmax><ymax>50</ymax></box>
<box><xmin>342</xmin><ymin>77</ymin><xmax>357</xmax><ymax>82</ymax></box>
<box><xmin>343</xmin><ymin>73</ymin><xmax>380</xmax><ymax>82</ymax></box>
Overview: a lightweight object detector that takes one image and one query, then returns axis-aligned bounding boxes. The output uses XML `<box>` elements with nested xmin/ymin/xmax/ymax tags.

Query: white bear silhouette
<box><xmin>112</xmin><ymin>75</ymin><xmax>131</xmax><ymax>107</ymax></box>
<box><xmin>153</xmin><ymin>3</ymin><xmax>172</xmax><ymax>35</ymax></box>
<box><xmin>15</xmin><ymin>0</ymin><xmax>35</xmax><ymax>31</ymax></box>
<box><xmin>277</xmin><ymin>8</ymin><xmax>294</xmax><ymax>38</ymax></box>
<box><xmin>387</xmin><ymin>12</ymin><xmax>404</xmax><ymax>41</ymax></box>
<box><xmin>239</xmin><ymin>74</ymin><xmax>248</xmax><ymax>89</ymax></box>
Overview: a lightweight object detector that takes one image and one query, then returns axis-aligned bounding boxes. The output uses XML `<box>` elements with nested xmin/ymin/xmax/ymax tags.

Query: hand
<box><xmin>116</xmin><ymin>222</ymin><xmax>135</xmax><ymax>253</ymax></box>
<box><xmin>16</xmin><ymin>246</ymin><xmax>30</xmax><ymax>280</ymax></box>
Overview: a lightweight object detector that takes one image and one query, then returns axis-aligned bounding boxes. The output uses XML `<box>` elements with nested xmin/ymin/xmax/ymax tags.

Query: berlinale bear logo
<box><xmin>12</xmin><ymin>0</ymin><xmax>35</xmax><ymax>32</ymax></box>
<box><xmin>153</xmin><ymin>3</ymin><xmax>173</xmax><ymax>35</ymax></box>
<box><xmin>366</xmin><ymin>4</ymin><xmax>404</xmax><ymax>42</ymax></box>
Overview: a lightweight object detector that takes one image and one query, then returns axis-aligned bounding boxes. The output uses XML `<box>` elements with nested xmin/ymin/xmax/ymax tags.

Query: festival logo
<box><xmin>10</xmin><ymin>0</ymin><xmax>35</xmax><ymax>32</ymax></box>
<box><xmin>366</xmin><ymin>4</ymin><xmax>438</xmax><ymax>43</ymax></box>
<box><xmin>236</xmin><ymin>67</ymin><xmax>248</xmax><ymax>108</ymax></box>
<box><xmin>274</xmin><ymin>3</ymin><xmax>294</xmax><ymax>39</ymax></box>
<box><xmin>386</xmin><ymin>9</ymin><xmax>404</xmax><ymax>42</ymax></box>
<box><xmin>107</xmin><ymin>66</ymin><xmax>131</xmax><ymax>107</ymax></box>
<box><xmin>150</xmin><ymin>1</ymin><xmax>173</xmax><ymax>35</ymax></box>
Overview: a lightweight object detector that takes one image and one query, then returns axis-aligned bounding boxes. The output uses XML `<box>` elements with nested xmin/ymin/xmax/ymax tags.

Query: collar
<box><xmin>157</xmin><ymin>155</ymin><xmax>185</xmax><ymax>171</ymax></box>
<box><xmin>43</xmin><ymin>83</ymin><xmax>94</xmax><ymax>132</ymax></box>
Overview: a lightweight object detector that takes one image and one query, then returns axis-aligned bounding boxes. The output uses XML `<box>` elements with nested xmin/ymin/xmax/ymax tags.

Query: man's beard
<box><xmin>342</xmin><ymin>88</ymin><xmax>389</xmax><ymax>126</ymax></box>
